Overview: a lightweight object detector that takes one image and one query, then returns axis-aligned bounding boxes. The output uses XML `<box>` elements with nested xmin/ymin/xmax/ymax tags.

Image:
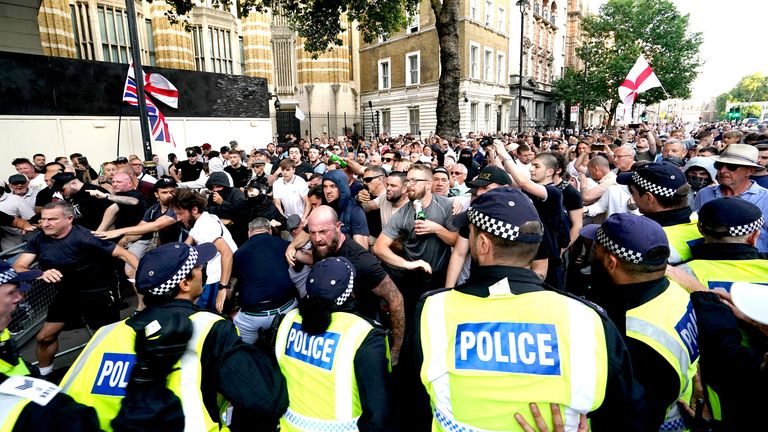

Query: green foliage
<box><xmin>741</xmin><ymin>103</ymin><xmax>761</xmax><ymax>119</ymax></box>
<box><xmin>727</xmin><ymin>73</ymin><xmax>768</xmax><ymax>102</ymax></box>
<box><xmin>157</xmin><ymin>0</ymin><xmax>419</xmax><ymax>54</ymax></box>
<box><xmin>552</xmin><ymin>67</ymin><xmax>601</xmax><ymax>112</ymax></box>
<box><xmin>567</xmin><ymin>0</ymin><xmax>702</xmax><ymax>119</ymax></box>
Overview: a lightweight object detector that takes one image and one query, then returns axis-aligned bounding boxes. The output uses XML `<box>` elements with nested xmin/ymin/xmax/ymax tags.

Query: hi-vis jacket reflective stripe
<box><xmin>420</xmin><ymin>288</ymin><xmax>608</xmax><ymax>431</ymax></box>
<box><xmin>275</xmin><ymin>309</ymin><xmax>374</xmax><ymax>432</ymax></box>
<box><xmin>663</xmin><ymin>221</ymin><xmax>702</xmax><ymax>265</ymax></box>
<box><xmin>0</xmin><ymin>392</ymin><xmax>31</xmax><ymax>432</ymax></box>
<box><xmin>626</xmin><ymin>280</ymin><xmax>699</xmax><ymax>432</ymax></box>
<box><xmin>0</xmin><ymin>329</ymin><xmax>29</xmax><ymax>377</ymax></box>
<box><xmin>678</xmin><ymin>260</ymin><xmax>768</xmax><ymax>291</ymax></box>
<box><xmin>59</xmin><ymin>312</ymin><xmax>223</xmax><ymax>432</ymax></box>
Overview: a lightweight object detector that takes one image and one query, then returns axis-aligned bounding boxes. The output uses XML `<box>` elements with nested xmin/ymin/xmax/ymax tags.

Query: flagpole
<box><xmin>124</xmin><ymin>0</ymin><xmax>152</xmax><ymax>161</ymax></box>
<box><xmin>116</xmin><ymin>105</ymin><xmax>123</xmax><ymax>158</ymax></box>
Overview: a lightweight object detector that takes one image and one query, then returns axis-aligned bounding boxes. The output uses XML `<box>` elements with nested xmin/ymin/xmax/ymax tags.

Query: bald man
<box><xmin>288</xmin><ymin>205</ymin><xmax>406</xmax><ymax>363</ymax></box>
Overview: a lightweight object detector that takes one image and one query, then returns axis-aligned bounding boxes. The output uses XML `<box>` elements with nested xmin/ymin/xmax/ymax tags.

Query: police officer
<box><xmin>677</xmin><ymin>197</ymin><xmax>768</xmax><ymax>292</ymax></box>
<box><xmin>616</xmin><ymin>163</ymin><xmax>701</xmax><ymax>264</ymax></box>
<box><xmin>410</xmin><ymin>187</ymin><xmax>650</xmax><ymax>431</ymax></box>
<box><xmin>59</xmin><ymin>242</ymin><xmax>288</xmax><ymax>432</ymax></box>
<box><xmin>0</xmin><ymin>261</ymin><xmax>102</xmax><ymax>432</ymax></box>
<box><xmin>274</xmin><ymin>257</ymin><xmax>394</xmax><ymax>432</ymax></box>
<box><xmin>581</xmin><ymin>213</ymin><xmax>698</xmax><ymax>431</ymax></box>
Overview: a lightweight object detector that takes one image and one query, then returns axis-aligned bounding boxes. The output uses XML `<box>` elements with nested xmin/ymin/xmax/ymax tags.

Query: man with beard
<box><xmin>297</xmin><ymin>205</ymin><xmax>405</xmax><ymax>363</ymax></box>
<box><xmin>320</xmin><ymin>170</ymin><xmax>369</xmax><ymax>249</ymax></box>
<box><xmin>170</xmin><ymin>190</ymin><xmax>237</xmax><ymax>313</ymax></box>
<box><xmin>14</xmin><ymin>202</ymin><xmax>138</xmax><ymax>378</ymax></box>
<box><xmin>355</xmin><ymin>165</ymin><xmax>387</xmax><ymax>239</ymax></box>
<box><xmin>373</xmin><ymin>164</ymin><xmax>457</xmax><ymax>315</ymax></box>
<box><xmin>358</xmin><ymin>171</ymin><xmax>409</xmax><ymax>228</ymax></box>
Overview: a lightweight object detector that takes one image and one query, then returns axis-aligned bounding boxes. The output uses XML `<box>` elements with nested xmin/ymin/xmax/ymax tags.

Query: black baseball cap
<box><xmin>51</xmin><ymin>172</ymin><xmax>76</xmax><ymax>192</ymax></box>
<box><xmin>153</xmin><ymin>177</ymin><xmax>178</xmax><ymax>191</ymax></box>
<box><xmin>8</xmin><ymin>174</ymin><xmax>27</xmax><ymax>185</ymax></box>
<box><xmin>466</xmin><ymin>166</ymin><xmax>512</xmax><ymax>188</ymax></box>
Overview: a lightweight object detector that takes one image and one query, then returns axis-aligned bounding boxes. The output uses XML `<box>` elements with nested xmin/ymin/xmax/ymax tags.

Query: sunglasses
<box><xmin>450</xmin><ymin>171</ymin><xmax>463</xmax><ymax>175</ymax></box>
<box><xmin>714</xmin><ymin>162</ymin><xmax>743</xmax><ymax>171</ymax></box>
<box><xmin>382</xmin><ymin>157</ymin><xmax>393</xmax><ymax>162</ymax></box>
<box><xmin>363</xmin><ymin>175</ymin><xmax>383</xmax><ymax>183</ymax></box>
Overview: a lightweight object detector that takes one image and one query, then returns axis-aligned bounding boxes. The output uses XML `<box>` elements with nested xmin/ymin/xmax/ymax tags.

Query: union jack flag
<box><xmin>122</xmin><ymin>65</ymin><xmax>176</xmax><ymax>146</ymax></box>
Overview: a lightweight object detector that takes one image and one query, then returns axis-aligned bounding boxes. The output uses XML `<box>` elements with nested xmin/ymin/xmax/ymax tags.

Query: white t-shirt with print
<box><xmin>189</xmin><ymin>212</ymin><xmax>238</xmax><ymax>285</ymax></box>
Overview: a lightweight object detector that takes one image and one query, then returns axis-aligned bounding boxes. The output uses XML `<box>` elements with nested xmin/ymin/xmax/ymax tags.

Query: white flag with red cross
<box><xmin>618</xmin><ymin>55</ymin><xmax>662</xmax><ymax>106</ymax></box>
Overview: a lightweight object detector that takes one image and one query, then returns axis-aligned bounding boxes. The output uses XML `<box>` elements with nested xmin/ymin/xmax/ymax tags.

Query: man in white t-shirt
<box><xmin>0</xmin><ymin>188</ymin><xmax>35</xmax><ymax>253</ymax></box>
<box><xmin>171</xmin><ymin>189</ymin><xmax>237</xmax><ymax>313</ymax></box>
<box><xmin>272</xmin><ymin>159</ymin><xmax>311</xmax><ymax>221</ymax></box>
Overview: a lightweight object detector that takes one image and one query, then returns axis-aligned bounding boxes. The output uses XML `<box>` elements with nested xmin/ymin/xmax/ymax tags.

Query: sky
<box><xmin>588</xmin><ymin>0</ymin><xmax>768</xmax><ymax>103</ymax></box>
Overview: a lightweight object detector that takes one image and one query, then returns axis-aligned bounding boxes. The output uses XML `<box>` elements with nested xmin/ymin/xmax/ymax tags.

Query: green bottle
<box><xmin>326</xmin><ymin>150</ymin><xmax>348</xmax><ymax>168</ymax></box>
<box><xmin>413</xmin><ymin>199</ymin><xmax>427</xmax><ymax>221</ymax></box>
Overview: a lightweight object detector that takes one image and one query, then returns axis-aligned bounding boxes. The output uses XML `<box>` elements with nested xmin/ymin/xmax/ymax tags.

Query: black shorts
<box><xmin>45</xmin><ymin>289</ymin><xmax>120</xmax><ymax>330</ymax></box>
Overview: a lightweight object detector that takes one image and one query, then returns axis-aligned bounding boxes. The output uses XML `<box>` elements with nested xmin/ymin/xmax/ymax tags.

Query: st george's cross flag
<box><xmin>126</xmin><ymin>63</ymin><xmax>179</xmax><ymax>109</ymax></box>
<box><xmin>618</xmin><ymin>55</ymin><xmax>662</xmax><ymax>106</ymax></box>
<box><xmin>122</xmin><ymin>64</ymin><xmax>176</xmax><ymax>146</ymax></box>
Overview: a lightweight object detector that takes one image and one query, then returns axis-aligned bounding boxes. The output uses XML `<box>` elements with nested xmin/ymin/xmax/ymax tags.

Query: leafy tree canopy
<box><xmin>158</xmin><ymin>0</ymin><xmax>419</xmax><ymax>54</ymax></box>
<box><xmin>554</xmin><ymin>0</ymin><xmax>702</xmax><ymax>122</ymax></box>
<box><xmin>728</xmin><ymin>73</ymin><xmax>768</xmax><ymax>102</ymax></box>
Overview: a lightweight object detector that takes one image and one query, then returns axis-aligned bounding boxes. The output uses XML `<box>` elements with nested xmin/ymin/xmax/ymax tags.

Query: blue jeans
<box><xmin>196</xmin><ymin>282</ymin><xmax>220</xmax><ymax>312</ymax></box>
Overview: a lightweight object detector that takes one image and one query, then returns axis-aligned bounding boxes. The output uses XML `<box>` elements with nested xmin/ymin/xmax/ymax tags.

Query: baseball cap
<box><xmin>616</xmin><ymin>162</ymin><xmax>686</xmax><ymax>197</ymax></box>
<box><xmin>186</xmin><ymin>149</ymin><xmax>197</xmax><ymax>157</ymax></box>
<box><xmin>8</xmin><ymin>174</ymin><xmax>28</xmax><ymax>185</ymax></box>
<box><xmin>0</xmin><ymin>261</ymin><xmax>42</xmax><ymax>289</ymax></box>
<box><xmin>115</xmin><ymin>157</ymin><xmax>129</xmax><ymax>164</ymax></box>
<box><xmin>697</xmin><ymin>197</ymin><xmax>764</xmax><ymax>238</ymax></box>
<box><xmin>51</xmin><ymin>172</ymin><xmax>76</xmax><ymax>192</ymax></box>
<box><xmin>580</xmin><ymin>213</ymin><xmax>669</xmax><ymax>265</ymax></box>
<box><xmin>466</xmin><ymin>166</ymin><xmax>513</xmax><ymax>188</ymax></box>
<box><xmin>306</xmin><ymin>257</ymin><xmax>355</xmax><ymax>306</ymax></box>
<box><xmin>286</xmin><ymin>214</ymin><xmax>302</xmax><ymax>231</ymax></box>
<box><xmin>136</xmin><ymin>242</ymin><xmax>217</xmax><ymax>297</ymax></box>
<box><xmin>730</xmin><ymin>282</ymin><xmax>768</xmax><ymax>325</ymax></box>
<box><xmin>454</xmin><ymin>187</ymin><xmax>542</xmax><ymax>243</ymax></box>
<box><xmin>201</xmin><ymin>143</ymin><xmax>212</xmax><ymax>150</ymax></box>
<box><xmin>153</xmin><ymin>177</ymin><xmax>178</xmax><ymax>191</ymax></box>
<box><xmin>432</xmin><ymin>166</ymin><xmax>449</xmax><ymax>177</ymax></box>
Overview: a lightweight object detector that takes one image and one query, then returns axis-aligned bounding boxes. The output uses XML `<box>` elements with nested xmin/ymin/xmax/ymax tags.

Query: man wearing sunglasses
<box><xmin>693</xmin><ymin>144</ymin><xmax>768</xmax><ymax>252</ymax></box>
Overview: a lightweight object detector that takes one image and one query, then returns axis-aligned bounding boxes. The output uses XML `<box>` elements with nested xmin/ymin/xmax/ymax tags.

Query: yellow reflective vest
<box><xmin>419</xmin><ymin>287</ymin><xmax>609</xmax><ymax>431</ymax></box>
<box><xmin>663</xmin><ymin>221</ymin><xmax>702</xmax><ymax>265</ymax></box>
<box><xmin>678</xmin><ymin>259</ymin><xmax>768</xmax><ymax>292</ymax></box>
<box><xmin>275</xmin><ymin>309</ymin><xmax>378</xmax><ymax>432</ymax></box>
<box><xmin>0</xmin><ymin>390</ymin><xmax>31</xmax><ymax>432</ymax></box>
<box><xmin>59</xmin><ymin>312</ymin><xmax>223</xmax><ymax>432</ymax></box>
<box><xmin>626</xmin><ymin>280</ymin><xmax>699</xmax><ymax>432</ymax></box>
<box><xmin>0</xmin><ymin>329</ymin><xmax>29</xmax><ymax>377</ymax></box>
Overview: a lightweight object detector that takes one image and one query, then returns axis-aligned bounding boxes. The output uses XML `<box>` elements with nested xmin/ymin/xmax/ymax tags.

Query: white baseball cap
<box><xmin>730</xmin><ymin>282</ymin><xmax>768</xmax><ymax>325</ymax></box>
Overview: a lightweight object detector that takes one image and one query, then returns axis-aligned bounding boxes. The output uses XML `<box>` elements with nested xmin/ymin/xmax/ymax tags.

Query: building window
<box><xmin>497</xmin><ymin>52</ymin><xmax>505</xmax><ymax>83</ymax></box>
<box><xmin>485</xmin><ymin>0</ymin><xmax>493</xmax><ymax>26</ymax></box>
<box><xmin>377</xmin><ymin>33</ymin><xmax>389</xmax><ymax>43</ymax></box>
<box><xmin>97</xmin><ymin>5</ymin><xmax>131</xmax><ymax>63</ymax></box>
<box><xmin>381</xmin><ymin>109</ymin><xmax>391</xmax><ymax>134</ymax></box>
<box><xmin>469</xmin><ymin>0</ymin><xmax>478</xmax><ymax>20</ymax></box>
<box><xmin>484</xmin><ymin>48</ymin><xmax>493</xmax><ymax>81</ymax></box>
<box><xmin>145</xmin><ymin>19</ymin><xmax>155</xmax><ymax>66</ymax></box>
<box><xmin>406</xmin><ymin>51</ymin><xmax>420</xmax><ymax>86</ymax></box>
<box><xmin>470</xmin><ymin>103</ymin><xmax>478</xmax><ymax>132</ymax></box>
<box><xmin>378</xmin><ymin>58</ymin><xmax>391</xmax><ymax>90</ymax></box>
<box><xmin>409</xmin><ymin>107</ymin><xmax>420</xmax><ymax>135</ymax></box>
<box><xmin>209</xmin><ymin>27</ymin><xmax>233</xmax><ymax>74</ymax></box>
<box><xmin>407</xmin><ymin>11</ymin><xmax>420</xmax><ymax>33</ymax></box>
<box><xmin>497</xmin><ymin>7</ymin><xmax>506</xmax><ymax>31</ymax></box>
<box><xmin>70</xmin><ymin>3</ymin><xmax>95</xmax><ymax>60</ymax></box>
<box><xmin>239</xmin><ymin>36</ymin><xmax>245</xmax><ymax>74</ymax></box>
<box><xmin>469</xmin><ymin>43</ymin><xmax>479</xmax><ymax>79</ymax></box>
<box><xmin>485</xmin><ymin>104</ymin><xmax>491</xmax><ymax>132</ymax></box>
<box><xmin>191</xmin><ymin>26</ymin><xmax>205</xmax><ymax>71</ymax></box>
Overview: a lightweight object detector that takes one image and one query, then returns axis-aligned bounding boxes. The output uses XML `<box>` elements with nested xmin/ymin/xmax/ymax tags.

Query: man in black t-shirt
<box><xmin>33</xmin><ymin>162</ymin><xmax>65</xmax><ymax>215</ymax></box>
<box><xmin>224</xmin><ymin>152</ymin><xmax>250</xmax><ymax>189</ymax></box>
<box><xmin>13</xmin><ymin>202</ymin><xmax>138</xmax><ymax>378</ymax></box>
<box><xmin>292</xmin><ymin>205</ymin><xmax>405</xmax><ymax>363</ymax></box>
<box><xmin>50</xmin><ymin>172</ymin><xmax>111</xmax><ymax>230</ymax></box>
<box><xmin>173</xmin><ymin>149</ymin><xmax>204</xmax><ymax>182</ymax></box>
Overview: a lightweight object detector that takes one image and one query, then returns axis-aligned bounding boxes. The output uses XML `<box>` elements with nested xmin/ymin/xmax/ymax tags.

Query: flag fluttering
<box><xmin>123</xmin><ymin>64</ymin><xmax>176</xmax><ymax>146</ymax></box>
<box><xmin>618</xmin><ymin>55</ymin><xmax>662</xmax><ymax>106</ymax></box>
<box><xmin>295</xmin><ymin>107</ymin><xmax>306</xmax><ymax>121</ymax></box>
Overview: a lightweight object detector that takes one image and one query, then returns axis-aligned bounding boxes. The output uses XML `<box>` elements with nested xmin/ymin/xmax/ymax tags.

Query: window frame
<box><xmin>469</xmin><ymin>42</ymin><xmax>480</xmax><ymax>80</ymax></box>
<box><xmin>483</xmin><ymin>47</ymin><xmax>494</xmax><ymax>81</ymax></box>
<box><xmin>405</xmin><ymin>51</ymin><xmax>421</xmax><ymax>86</ymax></box>
<box><xmin>378</xmin><ymin>58</ymin><xmax>391</xmax><ymax>90</ymax></box>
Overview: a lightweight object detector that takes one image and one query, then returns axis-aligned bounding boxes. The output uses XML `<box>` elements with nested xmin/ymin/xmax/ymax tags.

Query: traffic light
<box><xmin>640</xmin><ymin>111</ymin><xmax>647</xmax><ymax>122</ymax></box>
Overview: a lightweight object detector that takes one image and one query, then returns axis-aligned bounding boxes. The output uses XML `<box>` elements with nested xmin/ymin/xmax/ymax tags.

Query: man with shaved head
<box><xmin>288</xmin><ymin>205</ymin><xmax>406</xmax><ymax>363</ymax></box>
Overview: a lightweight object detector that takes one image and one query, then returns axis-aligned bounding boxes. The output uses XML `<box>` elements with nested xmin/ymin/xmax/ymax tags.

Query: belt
<box><xmin>242</xmin><ymin>298</ymin><xmax>296</xmax><ymax>317</ymax></box>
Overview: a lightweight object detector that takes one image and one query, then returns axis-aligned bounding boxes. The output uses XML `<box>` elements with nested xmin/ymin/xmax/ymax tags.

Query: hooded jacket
<box><xmin>322</xmin><ymin>170</ymin><xmax>369</xmax><ymax>238</ymax></box>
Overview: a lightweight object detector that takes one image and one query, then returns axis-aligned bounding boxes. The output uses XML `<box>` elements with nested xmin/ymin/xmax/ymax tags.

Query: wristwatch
<box><xmin>219</xmin><ymin>283</ymin><xmax>231</xmax><ymax>290</ymax></box>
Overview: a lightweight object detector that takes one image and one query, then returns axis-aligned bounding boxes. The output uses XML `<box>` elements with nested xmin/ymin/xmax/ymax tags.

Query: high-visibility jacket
<box><xmin>275</xmin><ymin>309</ymin><xmax>377</xmax><ymax>432</ymax></box>
<box><xmin>419</xmin><ymin>288</ymin><xmax>609</xmax><ymax>431</ymax></box>
<box><xmin>0</xmin><ymin>375</ymin><xmax>66</xmax><ymax>432</ymax></box>
<box><xmin>663</xmin><ymin>221</ymin><xmax>702</xmax><ymax>264</ymax></box>
<box><xmin>678</xmin><ymin>259</ymin><xmax>768</xmax><ymax>291</ymax></box>
<box><xmin>626</xmin><ymin>280</ymin><xmax>699</xmax><ymax>432</ymax></box>
<box><xmin>0</xmin><ymin>329</ymin><xmax>29</xmax><ymax>377</ymax></box>
<box><xmin>0</xmin><ymin>386</ymin><xmax>31</xmax><ymax>432</ymax></box>
<box><xmin>59</xmin><ymin>312</ymin><xmax>223</xmax><ymax>432</ymax></box>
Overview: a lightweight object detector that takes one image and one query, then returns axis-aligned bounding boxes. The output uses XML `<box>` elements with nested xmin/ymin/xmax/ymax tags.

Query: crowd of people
<box><xmin>0</xmin><ymin>121</ymin><xmax>767</xmax><ymax>431</ymax></box>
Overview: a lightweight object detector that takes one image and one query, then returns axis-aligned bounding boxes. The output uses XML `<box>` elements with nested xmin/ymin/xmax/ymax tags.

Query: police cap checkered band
<box><xmin>150</xmin><ymin>247</ymin><xmax>199</xmax><ymax>296</ymax></box>
<box><xmin>0</xmin><ymin>268</ymin><xmax>19</xmax><ymax>285</ymax></box>
<box><xmin>596</xmin><ymin>227</ymin><xmax>644</xmax><ymax>264</ymax></box>
<box><xmin>730</xmin><ymin>216</ymin><xmax>765</xmax><ymax>237</ymax></box>
<box><xmin>632</xmin><ymin>171</ymin><xmax>677</xmax><ymax>197</ymax></box>
<box><xmin>468</xmin><ymin>207</ymin><xmax>520</xmax><ymax>241</ymax></box>
<box><xmin>333</xmin><ymin>259</ymin><xmax>355</xmax><ymax>306</ymax></box>
<box><xmin>306</xmin><ymin>257</ymin><xmax>356</xmax><ymax>306</ymax></box>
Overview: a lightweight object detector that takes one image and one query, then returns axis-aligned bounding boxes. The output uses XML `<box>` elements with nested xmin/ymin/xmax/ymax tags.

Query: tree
<box><xmin>729</xmin><ymin>73</ymin><xmax>768</xmax><ymax>102</ymax></box>
<box><xmin>155</xmin><ymin>0</ymin><xmax>464</xmax><ymax>137</ymax></box>
<box><xmin>552</xmin><ymin>67</ymin><xmax>602</xmax><ymax>127</ymax></box>
<box><xmin>559</xmin><ymin>0</ymin><xmax>702</xmax><ymax>125</ymax></box>
<box><xmin>741</xmin><ymin>103</ymin><xmax>762</xmax><ymax>119</ymax></box>
<box><xmin>715</xmin><ymin>92</ymin><xmax>731</xmax><ymax>120</ymax></box>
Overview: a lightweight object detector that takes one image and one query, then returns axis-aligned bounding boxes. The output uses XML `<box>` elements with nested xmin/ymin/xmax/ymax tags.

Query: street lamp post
<box><xmin>516</xmin><ymin>0</ymin><xmax>529</xmax><ymax>134</ymax></box>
